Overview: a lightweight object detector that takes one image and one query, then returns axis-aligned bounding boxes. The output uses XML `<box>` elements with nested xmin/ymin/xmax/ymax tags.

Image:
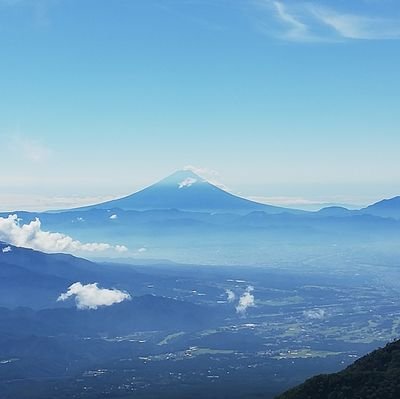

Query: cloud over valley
<box><xmin>0</xmin><ymin>214</ymin><xmax>128</xmax><ymax>254</ymax></box>
<box><xmin>57</xmin><ymin>282</ymin><xmax>131</xmax><ymax>310</ymax></box>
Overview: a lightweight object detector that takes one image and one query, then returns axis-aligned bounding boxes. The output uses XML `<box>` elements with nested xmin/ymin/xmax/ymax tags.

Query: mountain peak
<box><xmin>158</xmin><ymin>170</ymin><xmax>204</xmax><ymax>188</ymax></box>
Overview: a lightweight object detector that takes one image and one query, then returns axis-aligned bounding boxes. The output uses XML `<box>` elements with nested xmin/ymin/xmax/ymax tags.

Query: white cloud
<box><xmin>225</xmin><ymin>289</ymin><xmax>236</xmax><ymax>303</ymax></box>
<box><xmin>2</xmin><ymin>245</ymin><xmax>12</xmax><ymax>253</ymax></box>
<box><xmin>236</xmin><ymin>286</ymin><xmax>255</xmax><ymax>315</ymax></box>
<box><xmin>178</xmin><ymin>177</ymin><xmax>197</xmax><ymax>189</ymax></box>
<box><xmin>0</xmin><ymin>214</ymin><xmax>128</xmax><ymax>254</ymax></box>
<box><xmin>115</xmin><ymin>245</ymin><xmax>128</xmax><ymax>253</ymax></box>
<box><xmin>110</xmin><ymin>214</ymin><xmax>118</xmax><ymax>220</ymax></box>
<box><xmin>57</xmin><ymin>282</ymin><xmax>131</xmax><ymax>310</ymax></box>
<box><xmin>131</xmin><ymin>247</ymin><xmax>148</xmax><ymax>257</ymax></box>
<box><xmin>303</xmin><ymin>308</ymin><xmax>326</xmax><ymax>320</ymax></box>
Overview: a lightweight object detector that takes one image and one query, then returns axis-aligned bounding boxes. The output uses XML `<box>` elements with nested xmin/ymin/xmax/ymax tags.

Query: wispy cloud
<box><xmin>8</xmin><ymin>135</ymin><xmax>52</xmax><ymax>163</ymax></box>
<box><xmin>310</xmin><ymin>5</ymin><xmax>400</xmax><ymax>40</ymax></box>
<box><xmin>254</xmin><ymin>0</ymin><xmax>326</xmax><ymax>42</ymax></box>
<box><xmin>0</xmin><ymin>194</ymin><xmax>117</xmax><ymax>213</ymax></box>
<box><xmin>183</xmin><ymin>165</ymin><xmax>218</xmax><ymax>180</ymax></box>
<box><xmin>57</xmin><ymin>282</ymin><xmax>131</xmax><ymax>310</ymax></box>
<box><xmin>0</xmin><ymin>214</ymin><xmax>128</xmax><ymax>253</ymax></box>
<box><xmin>0</xmin><ymin>0</ymin><xmax>53</xmax><ymax>27</ymax></box>
<box><xmin>250</xmin><ymin>195</ymin><xmax>322</xmax><ymax>207</ymax></box>
<box><xmin>183</xmin><ymin>165</ymin><xmax>230</xmax><ymax>191</ymax></box>
<box><xmin>254</xmin><ymin>0</ymin><xmax>400</xmax><ymax>42</ymax></box>
<box><xmin>269</xmin><ymin>1</ymin><xmax>311</xmax><ymax>41</ymax></box>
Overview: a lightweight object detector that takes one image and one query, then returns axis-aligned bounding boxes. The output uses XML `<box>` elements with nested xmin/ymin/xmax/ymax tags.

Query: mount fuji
<box><xmin>77</xmin><ymin>170</ymin><xmax>302</xmax><ymax>214</ymax></box>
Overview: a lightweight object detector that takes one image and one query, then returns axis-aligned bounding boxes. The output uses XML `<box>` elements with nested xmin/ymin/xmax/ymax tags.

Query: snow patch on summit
<box><xmin>2</xmin><ymin>245</ymin><xmax>12</xmax><ymax>253</ymax></box>
<box><xmin>178</xmin><ymin>177</ymin><xmax>197</xmax><ymax>189</ymax></box>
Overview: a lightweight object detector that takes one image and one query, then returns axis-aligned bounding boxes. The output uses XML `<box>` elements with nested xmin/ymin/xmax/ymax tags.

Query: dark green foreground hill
<box><xmin>276</xmin><ymin>339</ymin><xmax>400</xmax><ymax>399</ymax></box>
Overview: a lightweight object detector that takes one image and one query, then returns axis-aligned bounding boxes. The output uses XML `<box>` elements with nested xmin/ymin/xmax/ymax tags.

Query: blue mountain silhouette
<box><xmin>77</xmin><ymin>170</ymin><xmax>301</xmax><ymax>214</ymax></box>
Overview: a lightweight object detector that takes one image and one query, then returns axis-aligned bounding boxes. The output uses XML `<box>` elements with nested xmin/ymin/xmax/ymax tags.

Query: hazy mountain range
<box><xmin>2</xmin><ymin>169</ymin><xmax>397</xmax><ymax>218</ymax></box>
<box><xmin>1</xmin><ymin>170</ymin><xmax>399</xmax><ymax>264</ymax></box>
<box><xmin>70</xmin><ymin>170</ymin><xmax>400</xmax><ymax>218</ymax></box>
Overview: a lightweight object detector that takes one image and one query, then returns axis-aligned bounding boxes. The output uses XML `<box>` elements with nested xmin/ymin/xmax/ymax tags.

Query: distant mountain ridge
<box><xmin>317</xmin><ymin>196</ymin><xmax>400</xmax><ymax>220</ymax></box>
<box><xmin>361</xmin><ymin>196</ymin><xmax>400</xmax><ymax>219</ymax></box>
<box><xmin>75</xmin><ymin>170</ymin><xmax>303</xmax><ymax>215</ymax></box>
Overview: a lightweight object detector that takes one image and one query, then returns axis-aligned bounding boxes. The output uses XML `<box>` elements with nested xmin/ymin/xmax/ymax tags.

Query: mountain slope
<box><xmin>76</xmin><ymin>170</ymin><xmax>301</xmax><ymax>214</ymax></box>
<box><xmin>361</xmin><ymin>196</ymin><xmax>400</xmax><ymax>219</ymax></box>
<box><xmin>276</xmin><ymin>339</ymin><xmax>400</xmax><ymax>399</ymax></box>
<box><xmin>0</xmin><ymin>295</ymin><xmax>215</xmax><ymax>336</ymax></box>
<box><xmin>0</xmin><ymin>242</ymin><xmax>150</xmax><ymax>309</ymax></box>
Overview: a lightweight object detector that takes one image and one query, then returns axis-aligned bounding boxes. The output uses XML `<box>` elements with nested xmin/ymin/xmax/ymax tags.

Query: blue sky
<box><xmin>1</xmin><ymin>0</ymin><xmax>399</xmax><ymax>210</ymax></box>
